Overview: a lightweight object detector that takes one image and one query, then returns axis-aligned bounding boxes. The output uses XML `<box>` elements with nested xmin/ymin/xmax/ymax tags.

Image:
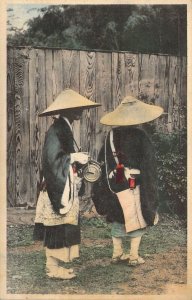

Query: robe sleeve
<box><xmin>91</xmin><ymin>144</ymin><xmax>123</xmax><ymax>221</ymax></box>
<box><xmin>42</xmin><ymin>120</ymin><xmax>74</xmax><ymax>213</ymax></box>
<box><xmin>91</xmin><ymin>145</ymin><xmax>109</xmax><ymax>216</ymax></box>
<box><xmin>140</xmin><ymin>131</ymin><xmax>159</xmax><ymax>225</ymax></box>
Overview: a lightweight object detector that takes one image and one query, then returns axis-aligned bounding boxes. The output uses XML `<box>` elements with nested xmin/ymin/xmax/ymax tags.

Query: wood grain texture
<box><xmin>80</xmin><ymin>51</ymin><xmax>96</xmax><ymax>156</ymax></box>
<box><xmin>112</xmin><ymin>52</ymin><xmax>125</xmax><ymax>108</ymax></box>
<box><xmin>62</xmin><ymin>50</ymin><xmax>80</xmax><ymax>90</ymax></box>
<box><xmin>52</xmin><ymin>50</ymin><xmax>63</xmax><ymax>99</ymax></box>
<box><xmin>7</xmin><ymin>48</ymin><xmax>16</xmax><ymax>207</ymax></box>
<box><xmin>138</xmin><ymin>54</ymin><xmax>157</xmax><ymax>104</ymax></box>
<box><xmin>14</xmin><ymin>48</ymin><xmax>30</xmax><ymax>206</ymax></box>
<box><xmin>79</xmin><ymin>51</ymin><xmax>98</xmax><ymax>199</ymax></box>
<box><xmin>45</xmin><ymin>49</ymin><xmax>54</xmax><ymax>130</ymax></box>
<box><xmin>153</xmin><ymin>55</ymin><xmax>169</xmax><ymax>132</ymax></box>
<box><xmin>179</xmin><ymin>56</ymin><xmax>187</xmax><ymax>129</ymax></box>
<box><xmin>124</xmin><ymin>53</ymin><xmax>139</xmax><ymax>97</ymax></box>
<box><xmin>7</xmin><ymin>48</ymin><xmax>187</xmax><ymax>207</ymax></box>
<box><xmin>95</xmin><ymin>51</ymin><xmax>112</xmax><ymax>159</ymax></box>
<box><xmin>168</xmin><ymin>56</ymin><xmax>178</xmax><ymax>132</ymax></box>
<box><xmin>29</xmin><ymin>48</ymin><xmax>40</xmax><ymax>206</ymax></box>
<box><xmin>37</xmin><ymin>49</ymin><xmax>46</xmax><ymax>184</ymax></box>
<box><xmin>62</xmin><ymin>50</ymin><xmax>80</xmax><ymax>147</ymax></box>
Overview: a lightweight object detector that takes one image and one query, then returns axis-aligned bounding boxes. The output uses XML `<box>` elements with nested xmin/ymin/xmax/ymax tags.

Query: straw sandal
<box><xmin>111</xmin><ymin>253</ymin><xmax>130</xmax><ymax>264</ymax></box>
<box><xmin>128</xmin><ymin>256</ymin><xmax>145</xmax><ymax>266</ymax></box>
<box><xmin>47</xmin><ymin>267</ymin><xmax>76</xmax><ymax>280</ymax></box>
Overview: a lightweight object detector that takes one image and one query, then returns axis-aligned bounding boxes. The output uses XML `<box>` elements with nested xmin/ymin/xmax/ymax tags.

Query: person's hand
<box><xmin>71</xmin><ymin>152</ymin><xmax>89</xmax><ymax>165</ymax></box>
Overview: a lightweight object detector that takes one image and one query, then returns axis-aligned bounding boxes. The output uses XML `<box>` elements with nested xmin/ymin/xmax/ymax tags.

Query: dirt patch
<box><xmin>7</xmin><ymin>208</ymin><xmax>36</xmax><ymax>225</ymax></box>
<box><xmin>7</xmin><ymin>213</ymin><xmax>187</xmax><ymax>295</ymax></box>
<box><xmin>8</xmin><ymin>241</ymin><xmax>43</xmax><ymax>254</ymax></box>
<box><xmin>117</xmin><ymin>245</ymin><xmax>186</xmax><ymax>294</ymax></box>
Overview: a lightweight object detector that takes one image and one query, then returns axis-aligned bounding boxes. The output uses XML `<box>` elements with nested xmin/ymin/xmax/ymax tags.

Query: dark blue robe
<box><xmin>92</xmin><ymin>126</ymin><xmax>158</xmax><ymax>226</ymax></box>
<box><xmin>34</xmin><ymin>117</ymin><xmax>81</xmax><ymax>248</ymax></box>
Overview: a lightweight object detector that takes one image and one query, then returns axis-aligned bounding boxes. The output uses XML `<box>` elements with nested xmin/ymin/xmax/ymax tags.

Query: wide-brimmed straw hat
<box><xmin>100</xmin><ymin>95</ymin><xmax>163</xmax><ymax>126</ymax></box>
<box><xmin>39</xmin><ymin>89</ymin><xmax>101</xmax><ymax>116</ymax></box>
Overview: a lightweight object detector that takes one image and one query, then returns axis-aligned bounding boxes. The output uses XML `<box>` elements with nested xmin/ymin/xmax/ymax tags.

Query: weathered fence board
<box><xmin>45</xmin><ymin>49</ymin><xmax>54</xmax><ymax>131</ymax></box>
<box><xmin>38</xmin><ymin>49</ymin><xmax>47</xmax><ymax>178</ymax></box>
<box><xmin>96</xmin><ymin>51</ymin><xmax>112</xmax><ymax>157</ymax></box>
<box><xmin>79</xmin><ymin>51</ymin><xmax>97</xmax><ymax>199</ymax></box>
<box><xmin>124</xmin><ymin>53</ymin><xmax>139</xmax><ymax>97</ymax></box>
<box><xmin>80</xmin><ymin>51</ymin><xmax>96</xmax><ymax>155</ymax></box>
<box><xmin>29</xmin><ymin>49</ymin><xmax>40</xmax><ymax>206</ymax></box>
<box><xmin>7</xmin><ymin>48</ymin><xmax>16</xmax><ymax>206</ymax></box>
<box><xmin>7</xmin><ymin>47</ymin><xmax>187</xmax><ymax>207</ymax></box>
<box><xmin>63</xmin><ymin>50</ymin><xmax>80</xmax><ymax>146</ymax></box>
<box><xmin>14</xmin><ymin>48</ymin><xmax>31</xmax><ymax>206</ymax></box>
<box><xmin>180</xmin><ymin>56</ymin><xmax>187</xmax><ymax>129</ymax></box>
<box><xmin>168</xmin><ymin>56</ymin><xmax>178</xmax><ymax>132</ymax></box>
<box><xmin>138</xmin><ymin>54</ymin><xmax>157</xmax><ymax>103</ymax></box>
<box><xmin>112</xmin><ymin>52</ymin><xmax>125</xmax><ymax>107</ymax></box>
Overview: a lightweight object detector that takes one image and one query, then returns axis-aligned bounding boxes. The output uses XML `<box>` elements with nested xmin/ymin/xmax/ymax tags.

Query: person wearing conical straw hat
<box><xmin>33</xmin><ymin>89</ymin><xmax>100</xmax><ymax>279</ymax></box>
<box><xmin>92</xmin><ymin>95</ymin><xmax>163</xmax><ymax>266</ymax></box>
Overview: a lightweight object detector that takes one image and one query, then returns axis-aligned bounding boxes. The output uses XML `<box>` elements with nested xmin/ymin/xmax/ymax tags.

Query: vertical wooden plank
<box><xmin>62</xmin><ymin>50</ymin><xmax>80</xmax><ymax>90</ymax></box>
<box><xmin>175</xmin><ymin>56</ymin><xmax>182</xmax><ymax>131</ymax></box>
<box><xmin>14</xmin><ymin>48</ymin><xmax>30</xmax><ymax>206</ymax></box>
<box><xmin>80</xmin><ymin>51</ymin><xmax>96</xmax><ymax>157</ymax></box>
<box><xmin>7</xmin><ymin>48</ymin><xmax>16</xmax><ymax>207</ymax></box>
<box><xmin>138</xmin><ymin>54</ymin><xmax>157</xmax><ymax>103</ymax></box>
<box><xmin>180</xmin><ymin>57</ymin><xmax>187</xmax><ymax>107</ymax></box>
<box><xmin>167</xmin><ymin>56</ymin><xmax>178</xmax><ymax>132</ymax></box>
<box><xmin>179</xmin><ymin>56</ymin><xmax>187</xmax><ymax>129</ymax></box>
<box><xmin>6</xmin><ymin>47</ymin><xmax>188</xmax><ymax>209</ymax></box>
<box><xmin>37</xmin><ymin>49</ymin><xmax>47</xmax><ymax>199</ymax></box>
<box><xmin>45</xmin><ymin>49</ymin><xmax>54</xmax><ymax>130</ymax></box>
<box><xmin>29</xmin><ymin>48</ymin><xmax>40</xmax><ymax>206</ymax></box>
<box><xmin>52</xmin><ymin>50</ymin><xmax>63</xmax><ymax>98</ymax></box>
<box><xmin>95</xmin><ymin>51</ymin><xmax>112</xmax><ymax>159</ymax></box>
<box><xmin>153</xmin><ymin>55</ymin><xmax>169</xmax><ymax>132</ymax></box>
<box><xmin>155</xmin><ymin>55</ymin><xmax>169</xmax><ymax>110</ymax></box>
<box><xmin>138</xmin><ymin>54</ymin><xmax>171</xmax><ymax>132</ymax></box>
<box><xmin>112</xmin><ymin>52</ymin><xmax>125</xmax><ymax>108</ymax></box>
<box><xmin>79</xmin><ymin>51</ymin><xmax>97</xmax><ymax>200</ymax></box>
<box><xmin>62</xmin><ymin>50</ymin><xmax>80</xmax><ymax>146</ymax></box>
<box><xmin>124</xmin><ymin>53</ymin><xmax>139</xmax><ymax>97</ymax></box>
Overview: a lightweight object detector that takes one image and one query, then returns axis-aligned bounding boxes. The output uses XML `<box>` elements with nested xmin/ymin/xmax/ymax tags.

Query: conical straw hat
<box><xmin>100</xmin><ymin>95</ymin><xmax>163</xmax><ymax>126</ymax></box>
<box><xmin>39</xmin><ymin>89</ymin><xmax>101</xmax><ymax>116</ymax></box>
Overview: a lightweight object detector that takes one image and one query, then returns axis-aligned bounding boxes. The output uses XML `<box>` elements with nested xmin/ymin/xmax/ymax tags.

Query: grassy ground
<box><xmin>7</xmin><ymin>213</ymin><xmax>187</xmax><ymax>295</ymax></box>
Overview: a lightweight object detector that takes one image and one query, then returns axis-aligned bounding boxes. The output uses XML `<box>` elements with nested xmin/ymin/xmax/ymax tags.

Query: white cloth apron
<box><xmin>109</xmin><ymin>129</ymin><xmax>147</xmax><ymax>233</ymax></box>
<box><xmin>34</xmin><ymin>164</ymin><xmax>82</xmax><ymax>226</ymax></box>
<box><xmin>46</xmin><ymin>244</ymin><xmax>79</xmax><ymax>263</ymax></box>
<box><xmin>116</xmin><ymin>187</ymin><xmax>147</xmax><ymax>233</ymax></box>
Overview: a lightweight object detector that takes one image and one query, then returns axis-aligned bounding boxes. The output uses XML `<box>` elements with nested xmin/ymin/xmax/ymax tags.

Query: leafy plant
<box><xmin>7</xmin><ymin>5</ymin><xmax>187</xmax><ymax>56</ymax></box>
<box><xmin>152</xmin><ymin>129</ymin><xmax>187</xmax><ymax>217</ymax></box>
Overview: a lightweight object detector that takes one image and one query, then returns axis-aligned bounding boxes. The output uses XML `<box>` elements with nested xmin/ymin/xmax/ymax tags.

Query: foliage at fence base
<box><xmin>151</xmin><ymin>129</ymin><xmax>187</xmax><ymax>217</ymax></box>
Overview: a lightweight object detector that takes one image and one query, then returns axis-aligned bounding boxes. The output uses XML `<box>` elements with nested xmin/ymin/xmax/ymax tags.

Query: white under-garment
<box><xmin>45</xmin><ymin>244</ymin><xmax>79</xmax><ymax>263</ymax></box>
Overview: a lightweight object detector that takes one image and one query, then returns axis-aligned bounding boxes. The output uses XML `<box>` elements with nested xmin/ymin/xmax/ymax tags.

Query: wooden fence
<box><xmin>7</xmin><ymin>46</ymin><xmax>187</xmax><ymax>207</ymax></box>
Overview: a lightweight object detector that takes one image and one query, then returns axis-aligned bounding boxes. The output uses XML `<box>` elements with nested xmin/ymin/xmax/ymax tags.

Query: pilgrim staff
<box><xmin>92</xmin><ymin>95</ymin><xmax>163</xmax><ymax>265</ymax></box>
<box><xmin>33</xmin><ymin>89</ymin><xmax>100</xmax><ymax>279</ymax></box>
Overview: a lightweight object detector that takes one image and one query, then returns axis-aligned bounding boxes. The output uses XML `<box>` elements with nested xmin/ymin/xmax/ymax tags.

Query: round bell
<box><xmin>39</xmin><ymin>88</ymin><xmax>101</xmax><ymax>116</ymax></box>
<box><xmin>100</xmin><ymin>95</ymin><xmax>163</xmax><ymax>126</ymax></box>
<box><xmin>81</xmin><ymin>160</ymin><xmax>102</xmax><ymax>183</ymax></box>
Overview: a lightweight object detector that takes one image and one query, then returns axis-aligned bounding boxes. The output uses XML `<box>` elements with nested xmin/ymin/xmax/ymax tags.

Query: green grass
<box><xmin>7</xmin><ymin>213</ymin><xmax>187</xmax><ymax>295</ymax></box>
<box><xmin>7</xmin><ymin>224</ymin><xmax>35</xmax><ymax>247</ymax></box>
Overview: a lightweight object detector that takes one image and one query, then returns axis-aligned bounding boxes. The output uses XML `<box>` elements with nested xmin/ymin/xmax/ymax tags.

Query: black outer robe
<box><xmin>92</xmin><ymin>126</ymin><xmax>158</xmax><ymax>226</ymax></box>
<box><xmin>34</xmin><ymin>117</ymin><xmax>81</xmax><ymax>248</ymax></box>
